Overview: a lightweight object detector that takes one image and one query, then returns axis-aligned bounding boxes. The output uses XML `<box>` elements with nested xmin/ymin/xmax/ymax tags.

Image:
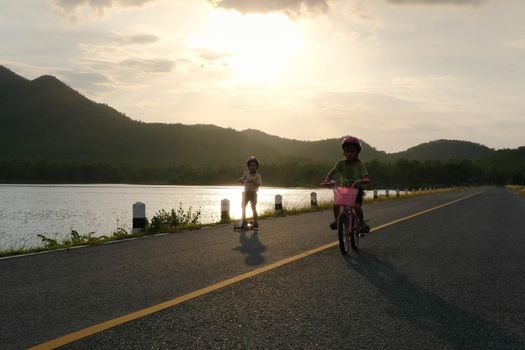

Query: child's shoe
<box><xmin>241</xmin><ymin>221</ymin><xmax>248</xmax><ymax>229</ymax></box>
<box><xmin>330</xmin><ymin>222</ymin><xmax>337</xmax><ymax>230</ymax></box>
<box><xmin>362</xmin><ymin>222</ymin><xmax>370</xmax><ymax>233</ymax></box>
<box><xmin>253</xmin><ymin>221</ymin><xmax>259</xmax><ymax>229</ymax></box>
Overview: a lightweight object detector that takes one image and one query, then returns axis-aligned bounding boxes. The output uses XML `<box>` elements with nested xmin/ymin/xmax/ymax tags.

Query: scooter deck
<box><xmin>233</xmin><ymin>222</ymin><xmax>257</xmax><ymax>231</ymax></box>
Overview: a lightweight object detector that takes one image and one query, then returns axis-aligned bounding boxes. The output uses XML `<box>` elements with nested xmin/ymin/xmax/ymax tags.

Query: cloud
<box><xmin>57</xmin><ymin>70</ymin><xmax>113</xmax><ymax>93</ymax></box>
<box><xmin>120</xmin><ymin>58</ymin><xmax>175</xmax><ymax>73</ymax></box>
<box><xmin>390</xmin><ymin>75</ymin><xmax>453</xmax><ymax>92</ymax></box>
<box><xmin>490</xmin><ymin>119</ymin><xmax>525</xmax><ymax>129</ymax></box>
<box><xmin>53</xmin><ymin>0</ymin><xmax>331</xmax><ymax>18</ymax></box>
<box><xmin>505</xmin><ymin>39</ymin><xmax>525</xmax><ymax>49</ymax></box>
<box><xmin>385</xmin><ymin>0</ymin><xmax>484</xmax><ymax>5</ymax></box>
<box><xmin>207</xmin><ymin>0</ymin><xmax>330</xmax><ymax>17</ymax></box>
<box><xmin>111</xmin><ymin>33</ymin><xmax>160</xmax><ymax>45</ymax></box>
<box><xmin>122</xmin><ymin>34</ymin><xmax>159</xmax><ymax>44</ymax></box>
<box><xmin>409</xmin><ymin>121</ymin><xmax>447</xmax><ymax>133</ymax></box>
<box><xmin>51</xmin><ymin>0</ymin><xmax>155</xmax><ymax>17</ymax></box>
<box><xmin>194</xmin><ymin>48</ymin><xmax>232</xmax><ymax>62</ymax></box>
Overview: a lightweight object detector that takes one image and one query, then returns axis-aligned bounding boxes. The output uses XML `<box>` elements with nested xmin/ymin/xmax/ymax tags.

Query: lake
<box><xmin>0</xmin><ymin>184</ymin><xmax>398</xmax><ymax>250</ymax></box>
<box><xmin>0</xmin><ymin>184</ymin><xmax>342</xmax><ymax>250</ymax></box>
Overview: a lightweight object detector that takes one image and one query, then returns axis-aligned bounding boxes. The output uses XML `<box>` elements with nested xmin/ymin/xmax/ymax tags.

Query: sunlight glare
<box><xmin>189</xmin><ymin>11</ymin><xmax>303</xmax><ymax>85</ymax></box>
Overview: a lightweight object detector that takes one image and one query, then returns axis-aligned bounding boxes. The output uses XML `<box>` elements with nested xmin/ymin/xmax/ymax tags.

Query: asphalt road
<box><xmin>1</xmin><ymin>187</ymin><xmax>524</xmax><ymax>349</ymax></box>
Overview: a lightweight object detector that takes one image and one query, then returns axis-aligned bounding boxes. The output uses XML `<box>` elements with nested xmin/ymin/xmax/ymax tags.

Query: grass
<box><xmin>0</xmin><ymin>186</ymin><xmax>463</xmax><ymax>258</ymax></box>
<box><xmin>507</xmin><ymin>185</ymin><xmax>525</xmax><ymax>197</ymax></box>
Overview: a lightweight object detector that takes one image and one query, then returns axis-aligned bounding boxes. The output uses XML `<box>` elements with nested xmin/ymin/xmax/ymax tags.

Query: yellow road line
<box><xmin>370</xmin><ymin>190</ymin><xmax>485</xmax><ymax>232</ymax></box>
<box><xmin>28</xmin><ymin>190</ymin><xmax>485</xmax><ymax>350</ymax></box>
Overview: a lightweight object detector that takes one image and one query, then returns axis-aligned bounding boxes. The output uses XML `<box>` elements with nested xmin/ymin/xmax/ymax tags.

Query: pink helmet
<box><xmin>341</xmin><ymin>135</ymin><xmax>362</xmax><ymax>153</ymax></box>
<box><xmin>246</xmin><ymin>156</ymin><xmax>259</xmax><ymax>167</ymax></box>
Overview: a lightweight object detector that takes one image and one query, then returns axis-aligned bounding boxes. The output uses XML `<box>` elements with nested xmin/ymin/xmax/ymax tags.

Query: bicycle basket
<box><xmin>333</xmin><ymin>186</ymin><xmax>358</xmax><ymax>206</ymax></box>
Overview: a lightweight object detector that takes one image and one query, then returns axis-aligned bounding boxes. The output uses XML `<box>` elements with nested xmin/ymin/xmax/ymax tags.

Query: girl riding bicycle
<box><xmin>323</xmin><ymin>135</ymin><xmax>371</xmax><ymax>233</ymax></box>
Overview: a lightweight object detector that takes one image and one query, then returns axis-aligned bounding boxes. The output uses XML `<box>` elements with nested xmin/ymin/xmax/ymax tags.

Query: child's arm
<box><xmin>238</xmin><ymin>172</ymin><xmax>246</xmax><ymax>184</ymax></box>
<box><xmin>360</xmin><ymin>175</ymin><xmax>371</xmax><ymax>185</ymax></box>
<box><xmin>323</xmin><ymin>168</ymin><xmax>336</xmax><ymax>182</ymax></box>
<box><xmin>359</xmin><ymin>162</ymin><xmax>370</xmax><ymax>185</ymax></box>
<box><xmin>254</xmin><ymin>174</ymin><xmax>262</xmax><ymax>188</ymax></box>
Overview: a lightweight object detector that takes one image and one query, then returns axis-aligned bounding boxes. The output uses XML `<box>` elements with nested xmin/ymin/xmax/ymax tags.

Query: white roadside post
<box><xmin>132</xmin><ymin>202</ymin><xmax>146</xmax><ymax>233</ymax></box>
<box><xmin>310</xmin><ymin>192</ymin><xmax>317</xmax><ymax>207</ymax></box>
<box><xmin>275</xmin><ymin>194</ymin><xmax>283</xmax><ymax>212</ymax></box>
<box><xmin>220</xmin><ymin>199</ymin><xmax>230</xmax><ymax>223</ymax></box>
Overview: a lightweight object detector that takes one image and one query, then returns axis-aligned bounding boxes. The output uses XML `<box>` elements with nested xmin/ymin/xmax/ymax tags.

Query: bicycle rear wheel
<box><xmin>337</xmin><ymin>213</ymin><xmax>351</xmax><ymax>255</ymax></box>
<box><xmin>350</xmin><ymin>214</ymin><xmax>359</xmax><ymax>250</ymax></box>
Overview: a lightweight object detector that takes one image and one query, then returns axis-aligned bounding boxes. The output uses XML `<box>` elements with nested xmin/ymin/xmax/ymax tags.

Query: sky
<box><xmin>1</xmin><ymin>0</ymin><xmax>524</xmax><ymax>152</ymax></box>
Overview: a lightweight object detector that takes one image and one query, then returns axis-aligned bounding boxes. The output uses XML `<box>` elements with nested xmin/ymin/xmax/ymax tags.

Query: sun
<box><xmin>189</xmin><ymin>11</ymin><xmax>303</xmax><ymax>85</ymax></box>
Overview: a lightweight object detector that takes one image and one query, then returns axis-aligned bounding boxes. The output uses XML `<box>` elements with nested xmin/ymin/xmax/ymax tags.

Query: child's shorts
<box><xmin>243</xmin><ymin>190</ymin><xmax>257</xmax><ymax>206</ymax></box>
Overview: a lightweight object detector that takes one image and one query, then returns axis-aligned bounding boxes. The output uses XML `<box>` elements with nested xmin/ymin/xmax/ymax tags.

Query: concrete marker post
<box><xmin>220</xmin><ymin>199</ymin><xmax>230</xmax><ymax>223</ymax></box>
<box><xmin>275</xmin><ymin>194</ymin><xmax>283</xmax><ymax>212</ymax></box>
<box><xmin>310</xmin><ymin>192</ymin><xmax>317</xmax><ymax>207</ymax></box>
<box><xmin>132</xmin><ymin>202</ymin><xmax>146</xmax><ymax>233</ymax></box>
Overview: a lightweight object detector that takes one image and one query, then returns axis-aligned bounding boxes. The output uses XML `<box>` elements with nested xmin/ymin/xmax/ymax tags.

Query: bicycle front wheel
<box><xmin>350</xmin><ymin>214</ymin><xmax>359</xmax><ymax>250</ymax></box>
<box><xmin>337</xmin><ymin>213</ymin><xmax>351</xmax><ymax>255</ymax></box>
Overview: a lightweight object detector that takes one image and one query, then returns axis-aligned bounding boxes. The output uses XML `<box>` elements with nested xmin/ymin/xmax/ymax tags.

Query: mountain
<box><xmin>0</xmin><ymin>65</ymin><xmax>389</xmax><ymax>165</ymax></box>
<box><xmin>0</xmin><ymin>65</ymin><xmax>520</xmax><ymax>168</ymax></box>
<box><xmin>479</xmin><ymin>147</ymin><xmax>525</xmax><ymax>183</ymax></box>
<box><xmin>391</xmin><ymin>139</ymin><xmax>494</xmax><ymax>161</ymax></box>
<box><xmin>239</xmin><ymin>129</ymin><xmax>390</xmax><ymax>162</ymax></box>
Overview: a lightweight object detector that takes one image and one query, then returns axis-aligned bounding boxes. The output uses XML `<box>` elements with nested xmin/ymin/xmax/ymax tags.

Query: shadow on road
<box><xmin>233</xmin><ymin>230</ymin><xmax>266</xmax><ymax>266</ymax></box>
<box><xmin>345</xmin><ymin>251</ymin><xmax>524</xmax><ymax>349</ymax></box>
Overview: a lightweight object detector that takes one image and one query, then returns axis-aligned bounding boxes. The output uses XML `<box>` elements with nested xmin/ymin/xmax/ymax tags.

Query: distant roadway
<box><xmin>1</xmin><ymin>187</ymin><xmax>524</xmax><ymax>349</ymax></box>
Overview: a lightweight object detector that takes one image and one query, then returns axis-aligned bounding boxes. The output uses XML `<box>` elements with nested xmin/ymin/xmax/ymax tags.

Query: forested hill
<box><xmin>1</xmin><ymin>65</ymin><xmax>524</xmax><ymax>186</ymax></box>
<box><xmin>0</xmin><ymin>65</ymin><xmax>389</xmax><ymax>165</ymax></box>
<box><xmin>389</xmin><ymin>139</ymin><xmax>493</xmax><ymax>161</ymax></box>
<box><xmin>1</xmin><ymin>65</ymin><xmax>506</xmax><ymax>165</ymax></box>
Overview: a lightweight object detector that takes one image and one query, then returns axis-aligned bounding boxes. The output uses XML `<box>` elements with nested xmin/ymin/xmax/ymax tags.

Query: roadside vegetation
<box><xmin>0</xmin><ymin>187</ymin><xmax>462</xmax><ymax>258</ymax></box>
<box><xmin>507</xmin><ymin>185</ymin><xmax>525</xmax><ymax>197</ymax></box>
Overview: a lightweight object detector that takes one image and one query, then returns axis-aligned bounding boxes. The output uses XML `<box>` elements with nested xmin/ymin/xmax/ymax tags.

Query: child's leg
<box><xmin>354</xmin><ymin>203</ymin><xmax>363</xmax><ymax>220</ymax></box>
<box><xmin>354</xmin><ymin>203</ymin><xmax>369</xmax><ymax>233</ymax></box>
<box><xmin>333</xmin><ymin>205</ymin><xmax>340</xmax><ymax>222</ymax></box>
<box><xmin>241</xmin><ymin>192</ymin><xmax>247</xmax><ymax>222</ymax></box>
<box><xmin>330</xmin><ymin>205</ymin><xmax>340</xmax><ymax>229</ymax></box>
<box><xmin>355</xmin><ymin>189</ymin><xmax>365</xmax><ymax>221</ymax></box>
<box><xmin>252</xmin><ymin>191</ymin><xmax>258</xmax><ymax>224</ymax></box>
<box><xmin>251</xmin><ymin>203</ymin><xmax>258</xmax><ymax>222</ymax></box>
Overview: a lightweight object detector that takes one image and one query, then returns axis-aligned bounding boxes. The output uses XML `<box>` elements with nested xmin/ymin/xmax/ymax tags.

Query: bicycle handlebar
<box><xmin>320</xmin><ymin>179</ymin><xmax>363</xmax><ymax>188</ymax></box>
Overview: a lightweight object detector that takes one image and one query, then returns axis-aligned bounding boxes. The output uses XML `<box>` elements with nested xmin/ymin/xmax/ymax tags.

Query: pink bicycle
<box><xmin>322</xmin><ymin>180</ymin><xmax>363</xmax><ymax>255</ymax></box>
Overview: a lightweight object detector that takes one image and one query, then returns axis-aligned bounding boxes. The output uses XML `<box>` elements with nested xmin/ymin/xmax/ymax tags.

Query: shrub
<box><xmin>147</xmin><ymin>204</ymin><xmax>201</xmax><ymax>233</ymax></box>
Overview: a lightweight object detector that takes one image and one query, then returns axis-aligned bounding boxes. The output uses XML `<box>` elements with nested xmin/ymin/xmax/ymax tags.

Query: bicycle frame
<box><xmin>323</xmin><ymin>180</ymin><xmax>362</xmax><ymax>254</ymax></box>
<box><xmin>337</xmin><ymin>204</ymin><xmax>360</xmax><ymax>254</ymax></box>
